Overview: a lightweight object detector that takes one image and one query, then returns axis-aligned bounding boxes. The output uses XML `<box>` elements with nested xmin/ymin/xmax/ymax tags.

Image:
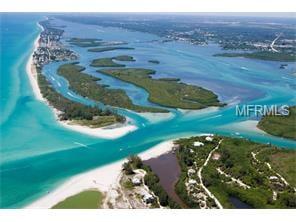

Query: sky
<box><xmin>1</xmin><ymin>0</ymin><xmax>295</xmax><ymax>14</ymax></box>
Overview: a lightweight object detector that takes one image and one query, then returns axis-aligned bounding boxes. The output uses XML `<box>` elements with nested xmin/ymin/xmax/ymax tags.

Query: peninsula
<box><xmin>213</xmin><ymin>52</ymin><xmax>296</xmax><ymax>62</ymax></box>
<box><xmin>258</xmin><ymin>106</ymin><xmax>296</xmax><ymax>140</ymax></box>
<box><xmin>29</xmin><ymin>20</ymin><xmax>137</xmax><ymax>138</ymax></box>
<box><xmin>99</xmin><ymin>68</ymin><xmax>224</xmax><ymax>109</ymax></box>
<box><xmin>68</xmin><ymin>37</ymin><xmax>127</xmax><ymax>47</ymax></box>
<box><xmin>57</xmin><ymin>63</ymin><xmax>166</xmax><ymax>113</ymax></box>
<box><xmin>90</xmin><ymin>55</ymin><xmax>135</xmax><ymax>67</ymax></box>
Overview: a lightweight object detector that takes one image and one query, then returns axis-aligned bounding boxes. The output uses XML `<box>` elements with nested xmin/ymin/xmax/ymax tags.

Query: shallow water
<box><xmin>0</xmin><ymin>14</ymin><xmax>295</xmax><ymax>208</ymax></box>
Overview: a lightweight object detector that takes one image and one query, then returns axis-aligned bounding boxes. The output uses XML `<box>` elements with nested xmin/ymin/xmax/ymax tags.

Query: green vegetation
<box><xmin>158</xmin><ymin>78</ymin><xmax>180</xmax><ymax>81</ymax></box>
<box><xmin>257</xmin><ymin>148</ymin><xmax>296</xmax><ymax>187</ymax></box>
<box><xmin>52</xmin><ymin>190</ymin><xmax>103</xmax><ymax>209</ymax></box>
<box><xmin>70</xmin><ymin>115</ymin><xmax>119</xmax><ymax>128</ymax></box>
<box><xmin>57</xmin><ymin>63</ymin><xmax>166</xmax><ymax>113</ymax></box>
<box><xmin>143</xmin><ymin>165</ymin><xmax>180</xmax><ymax>208</ymax></box>
<box><xmin>91</xmin><ymin>58</ymin><xmax>125</xmax><ymax>67</ymax></box>
<box><xmin>257</xmin><ymin>106</ymin><xmax>296</xmax><ymax>140</ymax></box>
<box><xmin>122</xmin><ymin>156</ymin><xmax>143</xmax><ymax>175</ymax></box>
<box><xmin>175</xmin><ymin>136</ymin><xmax>296</xmax><ymax>209</ymax></box>
<box><xmin>100</xmin><ymin>68</ymin><xmax>223</xmax><ymax>109</ymax></box>
<box><xmin>175</xmin><ymin>171</ymin><xmax>199</xmax><ymax>208</ymax></box>
<box><xmin>68</xmin><ymin>37</ymin><xmax>127</xmax><ymax>48</ymax></box>
<box><xmin>123</xmin><ymin>179</ymin><xmax>134</xmax><ymax>190</ymax></box>
<box><xmin>175</xmin><ymin>136</ymin><xmax>221</xmax><ymax>208</ymax></box>
<box><xmin>214</xmin><ymin>51</ymin><xmax>296</xmax><ymax>62</ymax></box>
<box><xmin>113</xmin><ymin>55</ymin><xmax>135</xmax><ymax>61</ymax></box>
<box><xmin>88</xmin><ymin>46</ymin><xmax>134</xmax><ymax>52</ymax></box>
<box><xmin>124</xmin><ymin>156</ymin><xmax>180</xmax><ymax>208</ymax></box>
<box><xmin>148</xmin><ymin>60</ymin><xmax>160</xmax><ymax>64</ymax></box>
<box><xmin>69</xmin><ymin>38</ymin><xmax>102</xmax><ymax>42</ymax></box>
<box><xmin>68</xmin><ymin>37</ymin><xmax>103</xmax><ymax>47</ymax></box>
<box><xmin>58</xmin><ymin>15</ymin><xmax>296</xmax><ymax>58</ymax></box>
<box><xmin>90</xmin><ymin>55</ymin><xmax>135</xmax><ymax>67</ymax></box>
<box><xmin>37</xmin><ymin>68</ymin><xmax>123</xmax><ymax>127</ymax></box>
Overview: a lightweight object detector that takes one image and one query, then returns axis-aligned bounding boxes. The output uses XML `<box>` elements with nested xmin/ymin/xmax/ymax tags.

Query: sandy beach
<box><xmin>26</xmin><ymin>140</ymin><xmax>174</xmax><ymax>209</ymax></box>
<box><xmin>26</xmin><ymin>33</ymin><xmax>44</xmax><ymax>102</ymax></box>
<box><xmin>25</xmin><ymin>23</ymin><xmax>138</xmax><ymax>139</ymax></box>
<box><xmin>59</xmin><ymin>119</ymin><xmax>138</xmax><ymax>139</ymax></box>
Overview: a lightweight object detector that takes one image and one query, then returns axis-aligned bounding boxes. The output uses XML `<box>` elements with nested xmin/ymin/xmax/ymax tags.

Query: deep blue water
<box><xmin>0</xmin><ymin>13</ymin><xmax>295</xmax><ymax>208</ymax></box>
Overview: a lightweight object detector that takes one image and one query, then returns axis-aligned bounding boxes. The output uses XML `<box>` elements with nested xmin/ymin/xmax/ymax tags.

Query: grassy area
<box><xmin>257</xmin><ymin>106</ymin><xmax>296</xmax><ymax>140</ymax></box>
<box><xmin>52</xmin><ymin>190</ymin><xmax>103</xmax><ymax>209</ymax></box>
<box><xmin>68</xmin><ymin>38</ymin><xmax>127</xmax><ymax>48</ymax></box>
<box><xmin>257</xmin><ymin>148</ymin><xmax>296</xmax><ymax>187</ymax></box>
<box><xmin>206</xmin><ymin>138</ymin><xmax>296</xmax><ymax>209</ymax></box>
<box><xmin>68</xmin><ymin>37</ymin><xmax>103</xmax><ymax>47</ymax></box>
<box><xmin>37</xmin><ymin>68</ymin><xmax>123</xmax><ymax>127</ymax></box>
<box><xmin>175</xmin><ymin>136</ymin><xmax>296</xmax><ymax>208</ymax></box>
<box><xmin>113</xmin><ymin>55</ymin><xmax>135</xmax><ymax>61</ymax></box>
<box><xmin>88</xmin><ymin>46</ymin><xmax>134</xmax><ymax>52</ymax></box>
<box><xmin>71</xmin><ymin>115</ymin><xmax>118</xmax><ymax>128</ymax></box>
<box><xmin>202</xmin><ymin>138</ymin><xmax>271</xmax><ymax>208</ymax></box>
<box><xmin>91</xmin><ymin>58</ymin><xmax>125</xmax><ymax>67</ymax></box>
<box><xmin>57</xmin><ymin>63</ymin><xmax>167</xmax><ymax>113</ymax></box>
<box><xmin>69</xmin><ymin>38</ymin><xmax>102</xmax><ymax>42</ymax></box>
<box><xmin>100</xmin><ymin>68</ymin><xmax>223</xmax><ymax>109</ymax></box>
<box><xmin>269</xmin><ymin>152</ymin><xmax>296</xmax><ymax>187</ymax></box>
<box><xmin>90</xmin><ymin>55</ymin><xmax>135</xmax><ymax>67</ymax></box>
<box><xmin>214</xmin><ymin>51</ymin><xmax>296</xmax><ymax>62</ymax></box>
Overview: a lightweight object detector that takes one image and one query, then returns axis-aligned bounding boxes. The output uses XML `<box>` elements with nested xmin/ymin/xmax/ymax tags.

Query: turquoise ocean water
<box><xmin>0</xmin><ymin>14</ymin><xmax>295</xmax><ymax>208</ymax></box>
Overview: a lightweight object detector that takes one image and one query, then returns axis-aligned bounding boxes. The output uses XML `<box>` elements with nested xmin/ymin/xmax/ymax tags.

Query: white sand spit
<box><xmin>26</xmin><ymin>140</ymin><xmax>174</xmax><ymax>208</ymax></box>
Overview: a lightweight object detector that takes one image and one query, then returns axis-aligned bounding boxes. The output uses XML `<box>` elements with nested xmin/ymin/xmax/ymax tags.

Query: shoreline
<box><xmin>25</xmin><ymin>140</ymin><xmax>175</xmax><ymax>208</ymax></box>
<box><xmin>26</xmin><ymin>30</ymin><xmax>44</xmax><ymax>102</ymax></box>
<box><xmin>220</xmin><ymin>120</ymin><xmax>267</xmax><ymax>135</ymax></box>
<box><xmin>59</xmin><ymin>118</ymin><xmax>138</xmax><ymax>139</ymax></box>
<box><xmin>177</xmin><ymin>106</ymin><xmax>220</xmax><ymax>117</ymax></box>
<box><xmin>25</xmin><ymin>22</ymin><xmax>138</xmax><ymax>139</ymax></box>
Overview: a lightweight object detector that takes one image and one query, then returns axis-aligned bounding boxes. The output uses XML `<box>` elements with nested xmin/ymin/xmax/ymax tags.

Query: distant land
<box><xmin>58</xmin><ymin>14</ymin><xmax>296</xmax><ymax>63</ymax></box>
<box><xmin>258</xmin><ymin>106</ymin><xmax>296</xmax><ymax>140</ymax></box>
